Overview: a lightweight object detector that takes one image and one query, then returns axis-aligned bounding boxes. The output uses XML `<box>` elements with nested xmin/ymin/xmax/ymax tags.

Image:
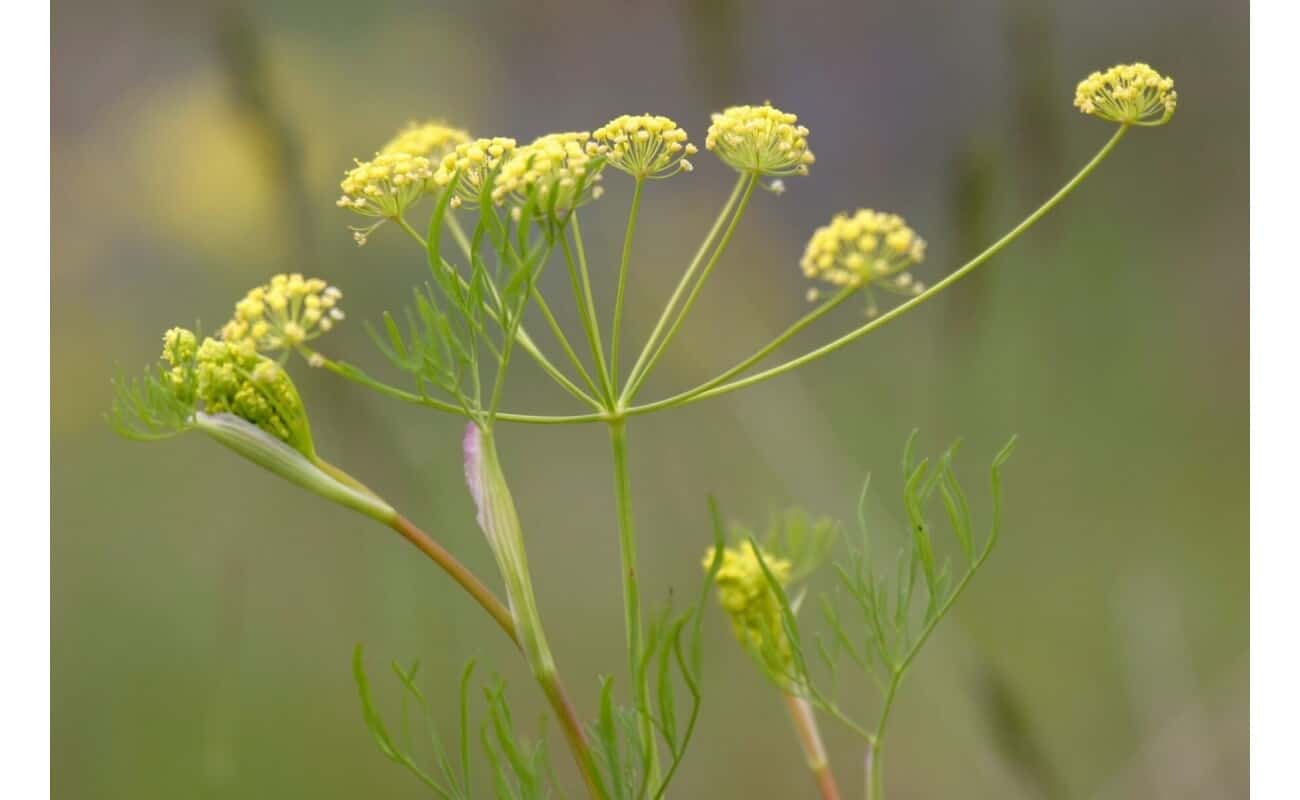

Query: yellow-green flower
<box><xmin>703</xmin><ymin>542</ymin><xmax>795</xmax><ymax>680</ymax></box>
<box><xmin>433</xmin><ymin>137</ymin><xmax>518</xmax><ymax>209</ymax></box>
<box><xmin>705</xmin><ymin>103</ymin><xmax>814</xmax><ymax>177</ymax></box>
<box><xmin>492</xmin><ymin>132</ymin><xmax>605</xmax><ymax>214</ymax></box>
<box><xmin>220</xmin><ymin>273</ymin><xmax>343</xmax><ymax>354</ymax></box>
<box><xmin>160</xmin><ymin>327</ymin><xmax>198</xmax><ymax>405</ymax></box>
<box><xmin>193</xmin><ymin>336</ymin><xmax>313</xmax><ymax>454</ymax></box>
<box><xmin>801</xmin><ymin>209</ymin><xmax>926</xmax><ymax>295</ymax></box>
<box><xmin>337</xmin><ymin>152</ymin><xmax>435</xmax><ymax>219</ymax></box>
<box><xmin>1074</xmin><ymin>63</ymin><xmax>1177</xmax><ymax>126</ymax></box>
<box><xmin>380</xmin><ymin>120</ymin><xmax>471</xmax><ymax>160</ymax></box>
<box><xmin>591</xmin><ymin>114</ymin><xmax>697</xmax><ymax>179</ymax></box>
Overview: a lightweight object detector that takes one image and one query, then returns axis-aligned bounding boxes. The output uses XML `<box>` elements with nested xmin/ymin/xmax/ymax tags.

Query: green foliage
<box><xmin>586</xmin><ymin>507</ymin><xmax>723</xmax><ymax>800</ymax></box>
<box><xmin>353</xmin><ymin>646</ymin><xmax>558</xmax><ymax>799</ymax></box>
<box><xmin>371</xmin><ymin>178</ymin><xmax>555</xmax><ymax>423</ymax></box>
<box><xmin>109</xmin><ymin>363</ymin><xmax>196</xmax><ymax>441</ymax></box>
<box><xmin>722</xmin><ymin>434</ymin><xmax>1016</xmax><ymax>770</ymax></box>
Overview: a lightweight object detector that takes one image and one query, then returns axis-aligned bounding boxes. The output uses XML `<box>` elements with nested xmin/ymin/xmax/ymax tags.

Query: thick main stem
<box><xmin>785</xmin><ymin>693</ymin><xmax>842</xmax><ymax>800</ymax></box>
<box><xmin>388</xmin><ymin>514</ymin><xmax>605</xmax><ymax>798</ymax></box>
<box><xmin>606</xmin><ymin>418</ymin><xmax>660</xmax><ymax>784</ymax></box>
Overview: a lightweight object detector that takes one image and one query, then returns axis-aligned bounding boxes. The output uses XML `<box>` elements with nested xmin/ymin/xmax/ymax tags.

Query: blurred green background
<box><xmin>52</xmin><ymin>0</ymin><xmax>1246</xmax><ymax>797</ymax></box>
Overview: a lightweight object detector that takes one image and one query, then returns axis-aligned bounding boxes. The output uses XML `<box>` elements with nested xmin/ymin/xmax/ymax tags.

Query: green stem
<box><xmin>530</xmin><ymin>287</ymin><xmax>606</xmax><ymax>401</ymax></box>
<box><xmin>621</xmin><ymin>174</ymin><xmax>747</xmax><ymax>402</ymax></box>
<box><xmin>636</xmin><ymin>125</ymin><xmax>1129</xmax><ymax>409</ymax></box>
<box><xmin>560</xmin><ymin>221</ymin><xmax>614</xmax><ymax>404</ymax></box>
<box><xmin>610</xmin><ymin>178</ymin><xmax>644</xmax><ymax>384</ymax></box>
<box><xmin>628</xmin><ymin>286</ymin><xmax>856</xmax><ymax>416</ymax></box>
<box><xmin>606</xmin><ymin>418</ymin><xmax>660</xmax><ymax>784</ymax></box>
<box><xmin>316</xmin><ymin>357</ymin><xmax>603</xmax><ymax>425</ymax></box>
<box><xmin>394</xmin><ymin>216</ymin><xmax>602</xmax><ymax>410</ymax></box>
<box><xmin>446</xmin><ymin>213</ymin><xmax>474</xmax><ymax>258</ymax></box>
<box><xmin>622</xmin><ymin>174</ymin><xmax>758</xmax><ymax>403</ymax></box>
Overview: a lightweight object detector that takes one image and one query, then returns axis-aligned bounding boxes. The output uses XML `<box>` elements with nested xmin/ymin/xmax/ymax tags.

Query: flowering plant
<box><xmin>113</xmin><ymin>64</ymin><xmax>1176</xmax><ymax>798</ymax></box>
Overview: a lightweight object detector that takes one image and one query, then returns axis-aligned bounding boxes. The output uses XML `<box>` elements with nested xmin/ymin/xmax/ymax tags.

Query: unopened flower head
<box><xmin>591</xmin><ymin>114</ymin><xmax>697</xmax><ymax>179</ymax></box>
<box><xmin>801</xmin><ymin>209</ymin><xmax>927</xmax><ymax>295</ymax></box>
<box><xmin>492</xmin><ymin>132</ymin><xmax>605</xmax><ymax>214</ymax></box>
<box><xmin>220</xmin><ymin>273</ymin><xmax>344</xmax><ymax>354</ymax></box>
<box><xmin>1074</xmin><ymin>63</ymin><xmax>1177</xmax><ymax>126</ymax></box>
<box><xmin>706</xmin><ymin>103</ymin><xmax>815</xmax><ymax>177</ymax></box>
<box><xmin>703</xmin><ymin>542</ymin><xmax>795</xmax><ymax>679</ymax></box>
<box><xmin>337</xmin><ymin>152</ymin><xmax>435</xmax><ymax>218</ymax></box>
<box><xmin>193</xmin><ymin>337</ymin><xmax>313</xmax><ymax>453</ymax></box>
<box><xmin>380</xmin><ymin>120</ymin><xmax>472</xmax><ymax>160</ymax></box>
<box><xmin>160</xmin><ymin>327</ymin><xmax>198</xmax><ymax>405</ymax></box>
<box><xmin>433</xmin><ymin>137</ymin><xmax>518</xmax><ymax>209</ymax></box>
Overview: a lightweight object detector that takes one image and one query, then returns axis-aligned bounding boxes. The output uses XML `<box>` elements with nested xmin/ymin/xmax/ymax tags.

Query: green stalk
<box><xmin>606</xmin><ymin>417</ymin><xmax>660</xmax><ymax>785</ymax></box>
<box><xmin>628</xmin><ymin>286</ymin><xmax>856</xmax><ymax>416</ymax></box>
<box><xmin>610</xmin><ymin>177</ymin><xmax>644</xmax><ymax>383</ymax></box>
<box><xmin>560</xmin><ymin>221</ymin><xmax>615</xmax><ymax>404</ymax></box>
<box><xmin>631</xmin><ymin>125</ymin><xmax>1130</xmax><ymax>410</ymax></box>
<box><xmin>620</xmin><ymin>174</ymin><xmax>747</xmax><ymax>402</ymax></box>
<box><xmin>622</xmin><ymin>174</ymin><xmax>758</xmax><ymax>403</ymax></box>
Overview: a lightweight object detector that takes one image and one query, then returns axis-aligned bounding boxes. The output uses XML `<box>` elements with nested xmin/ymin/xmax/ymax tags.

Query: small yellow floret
<box><xmin>706</xmin><ymin>103</ymin><xmax>815</xmax><ymax>177</ymax></box>
<box><xmin>380</xmin><ymin>121</ymin><xmax>472</xmax><ymax>160</ymax></box>
<box><xmin>1074</xmin><ymin>63</ymin><xmax>1177</xmax><ymax>126</ymax></box>
<box><xmin>801</xmin><ymin>209</ymin><xmax>927</xmax><ymax>295</ymax></box>
<box><xmin>337</xmin><ymin>152</ymin><xmax>434</xmax><ymax>218</ymax></box>
<box><xmin>492</xmin><ymin>132</ymin><xmax>606</xmax><ymax>214</ymax></box>
<box><xmin>220</xmin><ymin>274</ymin><xmax>344</xmax><ymax>354</ymax></box>
<box><xmin>591</xmin><ymin>114</ymin><xmax>697</xmax><ymax>179</ymax></box>
<box><xmin>703</xmin><ymin>542</ymin><xmax>795</xmax><ymax>678</ymax></box>
<box><xmin>433</xmin><ymin>137</ymin><xmax>518</xmax><ymax>209</ymax></box>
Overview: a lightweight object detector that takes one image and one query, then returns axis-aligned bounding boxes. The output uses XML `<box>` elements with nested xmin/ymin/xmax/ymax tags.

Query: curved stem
<box><xmin>316</xmin><ymin>358</ymin><xmax>603</xmax><ymax>425</ymax></box>
<box><xmin>621</xmin><ymin>174</ymin><xmax>747</xmax><ymax>402</ymax></box>
<box><xmin>389</xmin><ymin>514</ymin><xmax>605</xmax><ymax>798</ymax></box>
<box><xmin>623</xmin><ymin>174</ymin><xmax>758</xmax><ymax>403</ymax></box>
<box><xmin>631</xmin><ymin>125</ymin><xmax>1130</xmax><ymax>411</ymax></box>
<box><xmin>390</xmin><ymin>514</ymin><xmax>518</xmax><ymax>643</ymax></box>
<box><xmin>610</xmin><ymin>178</ymin><xmax>644</xmax><ymax>383</ymax></box>
<box><xmin>785</xmin><ymin>693</ymin><xmax>842</xmax><ymax>800</ymax></box>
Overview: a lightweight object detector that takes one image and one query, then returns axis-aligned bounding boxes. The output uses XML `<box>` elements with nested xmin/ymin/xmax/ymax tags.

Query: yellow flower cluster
<box><xmin>194</xmin><ymin>337</ymin><xmax>306</xmax><ymax>447</ymax></box>
<box><xmin>380</xmin><ymin>120</ymin><xmax>471</xmax><ymax>160</ymax></box>
<box><xmin>1074</xmin><ymin>63</ymin><xmax>1177</xmax><ymax>126</ymax></box>
<box><xmin>801</xmin><ymin>209</ymin><xmax>927</xmax><ymax>295</ymax></box>
<box><xmin>220</xmin><ymin>274</ymin><xmax>344</xmax><ymax>354</ymax></box>
<box><xmin>706</xmin><ymin>103</ymin><xmax>815</xmax><ymax>177</ymax></box>
<box><xmin>433</xmin><ymin>137</ymin><xmax>518</xmax><ymax>209</ymax></box>
<box><xmin>161</xmin><ymin>327</ymin><xmax>198</xmax><ymax>405</ymax></box>
<box><xmin>591</xmin><ymin>114</ymin><xmax>697</xmax><ymax>179</ymax></box>
<box><xmin>492</xmin><ymin>132</ymin><xmax>605</xmax><ymax>213</ymax></box>
<box><xmin>703</xmin><ymin>542</ymin><xmax>795</xmax><ymax>678</ymax></box>
<box><xmin>337</xmin><ymin>152</ymin><xmax>434</xmax><ymax>218</ymax></box>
